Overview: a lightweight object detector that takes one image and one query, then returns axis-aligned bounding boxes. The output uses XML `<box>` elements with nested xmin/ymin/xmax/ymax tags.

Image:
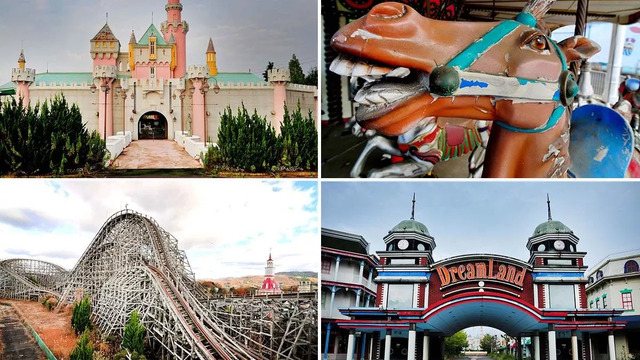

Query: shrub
<box><xmin>201</xmin><ymin>144</ymin><xmax>225</xmax><ymax>171</ymax></box>
<box><xmin>70</xmin><ymin>328</ymin><xmax>93</xmax><ymax>360</ymax></box>
<box><xmin>71</xmin><ymin>296</ymin><xmax>91</xmax><ymax>334</ymax></box>
<box><xmin>0</xmin><ymin>95</ymin><xmax>107</xmax><ymax>175</ymax></box>
<box><xmin>217</xmin><ymin>104</ymin><xmax>280</xmax><ymax>172</ymax></box>
<box><xmin>122</xmin><ymin>310</ymin><xmax>146</xmax><ymax>355</ymax></box>
<box><xmin>279</xmin><ymin>104</ymin><xmax>317</xmax><ymax>170</ymax></box>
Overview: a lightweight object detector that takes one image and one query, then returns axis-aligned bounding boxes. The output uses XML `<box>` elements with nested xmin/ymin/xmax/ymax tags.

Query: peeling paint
<box><xmin>542</xmin><ymin>143</ymin><xmax>560</xmax><ymax>162</ymax></box>
<box><xmin>593</xmin><ymin>146</ymin><xmax>609</xmax><ymax>162</ymax></box>
<box><xmin>350</xmin><ymin>29</ymin><xmax>382</xmax><ymax>40</ymax></box>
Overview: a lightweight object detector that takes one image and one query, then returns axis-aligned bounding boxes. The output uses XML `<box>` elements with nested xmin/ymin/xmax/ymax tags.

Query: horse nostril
<box><xmin>369</xmin><ymin>2</ymin><xmax>407</xmax><ymax>20</ymax></box>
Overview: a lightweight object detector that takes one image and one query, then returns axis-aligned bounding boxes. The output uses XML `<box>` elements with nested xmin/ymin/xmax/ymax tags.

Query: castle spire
<box><xmin>410</xmin><ymin>193</ymin><xmax>416</xmax><ymax>220</ymax></box>
<box><xmin>18</xmin><ymin>49</ymin><xmax>25</xmax><ymax>69</ymax></box>
<box><xmin>206</xmin><ymin>37</ymin><xmax>218</xmax><ymax>76</ymax></box>
<box><xmin>547</xmin><ymin>193</ymin><xmax>552</xmax><ymax>221</ymax></box>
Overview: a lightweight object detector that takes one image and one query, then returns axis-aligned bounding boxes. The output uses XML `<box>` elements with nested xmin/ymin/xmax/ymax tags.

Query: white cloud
<box><xmin>0</xmin><ymin>179</ymin><xmax>318</xmax><ymax>279</ymax></box>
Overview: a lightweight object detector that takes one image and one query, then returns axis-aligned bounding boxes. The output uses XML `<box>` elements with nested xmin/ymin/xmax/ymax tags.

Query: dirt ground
<box><xmin>7</xmin><ymin>300</ymin><xmax>76</xmax><ymax>360</ymax></box>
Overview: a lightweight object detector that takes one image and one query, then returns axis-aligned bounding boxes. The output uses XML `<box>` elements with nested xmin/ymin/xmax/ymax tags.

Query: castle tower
<box><xmin>90</xmin><ymin>22</ymin><xmax>119</xmax><ymax>139</ymax></box>
<box><xmin>11</xmin><ymin>49</ymin><xmax>35</xmax><ymax>107</ymax></box>
<box><xmin>161</xmin><ymin>0</ymin><xmax>188</xmax><ymax>78</ymax></box>
<box><xmin>129</xmin><ymin>30</ymin><xmax>136</xmax><ymax>71</ymax></box>
<box><xmin>258</xmin><ymin>251</ymin><xmax>282</xmax><ymax>295</ymax></box>
<box><xmin>268</xmin><ymin>68</ymin><xmax>291</xmax><ymax>133</ymax></box>
<box><xmin>206</xmin><ymin>38</ymin><xmax>217</xmax><ymax>76</ymax></box>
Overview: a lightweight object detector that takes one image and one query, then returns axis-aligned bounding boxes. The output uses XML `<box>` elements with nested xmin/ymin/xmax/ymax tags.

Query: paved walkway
<box><xmin>111</xmin><ymin>140</ymin><xmax>201</xmax><ymax>169</ymax></box>
<box><xmin>0</xmin><ymin>305</ymin><xmax>45</xmax><ymax>359</ymax></box>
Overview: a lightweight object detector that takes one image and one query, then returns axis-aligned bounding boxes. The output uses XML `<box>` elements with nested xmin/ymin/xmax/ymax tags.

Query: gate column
<box><xmin>408</xmin><ymin>324</ymin><xmax>416</xmax><ymax>360</ymax></box>
<box><xmin>549</xmin><ymin>324</ymin><xmax>557</xmax><ymax>360</ymax></box>
<box><xmin>608</xmin><ymin>330</ymin><xmax>616</xmax><ymax>360</ymax></box>
<box><xmin>347</xmin><ymin>329</ymin><xmax>356</xmax><ymax>360</ymax></box>
<box><xmin>423</xmin><ymin>331</ymin><xmax>430</xmax><ymax>360</ymax></box>
<box><xmin>571</xmin><ymin>330</ymin><xmax>578</xmax><ymax>360</ymax></box>
<box><xmin>533</xmin><ymin>332</ymin><xmax>540</xmax><ymax>360</ymax></box>
<box><xmin>385</xmin><ymin>329</ymin><xmax>392</xmax><ymax>360</ymax></box>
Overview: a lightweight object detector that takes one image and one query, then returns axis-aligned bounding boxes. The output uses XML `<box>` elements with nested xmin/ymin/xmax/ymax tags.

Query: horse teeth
<box><xmin>329</xmin><ymin>55</ymin><xmax>355</xmax><ymax>76</ymax></box>
<box><xmin>387</xmin><ymin>67</ymin><xmax>410</xmax><ymax>78</ymax></box>
<box><xmin>365</xmin><ymin>92</ymin><xmax>386</xmax><ymax>105</ymax></box>
<box><xmin>378</xmin><ymin>90</ymin><xmax>404</xmax><ymax>102</ymax></box>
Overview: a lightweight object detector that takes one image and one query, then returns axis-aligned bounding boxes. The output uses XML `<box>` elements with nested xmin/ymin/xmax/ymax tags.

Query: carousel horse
<box><xmin>330</xmin><ymin>0</ymin><xmax>602</xmax><ymax>177</ymax></box>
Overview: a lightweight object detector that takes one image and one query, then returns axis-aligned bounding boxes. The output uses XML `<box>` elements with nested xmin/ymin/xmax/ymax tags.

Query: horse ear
<box><xmin>557</xmin><ymin>36</ymin><xmax>601</xmax><ymax>62</ymax></box>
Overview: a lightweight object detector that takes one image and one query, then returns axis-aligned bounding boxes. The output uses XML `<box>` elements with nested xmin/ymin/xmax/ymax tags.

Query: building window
<box><xmin>622</xmin><ymin>292</ymin><xmax>633</xmax><ymax>311</ymax></box>
<box><xmin>603</xmin><ymin>295</ymin><xmax>608</xmax><ymax>308</ymax></box>
<box><xmin>548</xmin><ymin>285</ymin><xmax>576</xmax><ymax>308</ymax></box>
<box><xmin>596</xmin><ymin>270</ymin><xmax>603</xmax><ymax>280</ymax></box>
<box><xmin>589</xmin><ymin>300</ymin><xmax>594</xmax><ymax>309</ymax></box>
<box><xmin>110</xmin><ymin>41</ymin><xmax>114</xmax><ymax>47</ymax></box>
<box><xmin>624</xmin><ymin>260</ymin><xmax>639</xmax><ymax>273</ymax></box>
<box><xmin>321</xmin><ymin>292</ymin><xmax>326</xmax><ymax>310</ymax></box>
<box><xmin>321</xmin><ymin>259</ymin><xmax>331</xmax><ymax>274</ymax></box>
<box><xmin>150</xmin><ymin>67</ymin><xmax>155</xmax><ymax>78</ymax></box>
<box><xmin>595</xmin><ymin>298</ymin><xmax>600</xmax><ymax>309</ymax></box>
<box><xmin>386</xmin><ymin>284</ymin><xmax>414</xmax><ymax>309</ymax></box>
<box><xmin>588</xmin><ymin>276</ymin><xmax>594</xmax><ymax>284</ymax></box>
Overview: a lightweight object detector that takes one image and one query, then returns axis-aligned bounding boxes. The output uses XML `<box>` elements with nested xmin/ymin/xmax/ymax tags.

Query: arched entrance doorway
<box><xmin>138</xmin><ymin>111</ymin><xmax>168</xmax><ymax>139</ymax></box>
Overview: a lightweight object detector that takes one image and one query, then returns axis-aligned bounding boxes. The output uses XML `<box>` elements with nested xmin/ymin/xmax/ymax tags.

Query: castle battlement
<box><xmin>92</xmin><ymin>65</ymin><xmax>118</xmax><ymax>79</ymax></box>
<box><xmin>285</xmin><ymin>83</ymin><xmax>316</xmax><ymax>91</ymax></box>
<box><xmin>11</xmin><ymin>68</ymin><xmax>36</xmax><ymax>83</ymax></box>
<box><xmin>33</xmin><ymin>82</ymin><xmax>92</xmax><ymax>88</ymax></box>
<box><xmin>268</xmin><ymin>68</ymin><xmax>290</xmax><ymax>82</ymax></box>
<box><xmin>187</xmin><ymin>65</ymin><xmax>209</xmax><ymax>79</ymax></box>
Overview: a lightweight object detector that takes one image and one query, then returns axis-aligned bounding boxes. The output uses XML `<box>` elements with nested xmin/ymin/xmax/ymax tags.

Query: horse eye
<box><xmin>530</xmin><ymin>35</ymin><xmax>548</xmax><ymax>51</ymax></box>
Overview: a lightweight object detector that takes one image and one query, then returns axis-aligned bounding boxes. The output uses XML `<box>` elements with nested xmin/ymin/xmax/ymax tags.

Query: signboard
<box><xmin>436</xmin><ymin>258</ymin><xmax>527</xmax><ymax>288</ymax></box>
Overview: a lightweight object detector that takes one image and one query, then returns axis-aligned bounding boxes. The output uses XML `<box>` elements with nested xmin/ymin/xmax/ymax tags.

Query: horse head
<box><xmin>330</xmin><ymin>0</ymin><xmax>600</xmax><ymax>177</ymax></box>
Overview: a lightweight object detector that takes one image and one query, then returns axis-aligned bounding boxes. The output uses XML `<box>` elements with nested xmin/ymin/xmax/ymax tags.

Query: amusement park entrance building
<box><xmin>321</xmin><ymin>199</ymin><xmax>625</xmax><ymax>360</ymax></box>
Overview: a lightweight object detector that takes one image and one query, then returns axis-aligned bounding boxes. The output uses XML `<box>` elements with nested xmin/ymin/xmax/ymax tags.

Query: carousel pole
<box><xmin>570</xmin><ymin>0</ymin><xmax>589</xmax><ymax>78</ymax></box>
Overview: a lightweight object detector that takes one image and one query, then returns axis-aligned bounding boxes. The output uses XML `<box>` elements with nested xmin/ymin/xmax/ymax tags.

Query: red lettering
<box><xmin>488</xmin><ymin>259</ymin><xmax>495</xmax><ymax>278</ymax></box>
<box><xmin>466</xmin><ymin>264</ymin><xmax>476</xmax><ymax>280</ymax></box>
<box><xmin>448</xmin><ymin>266</ymin><xmax>458</xmax><ymax>283</ymax></box>
<box><xmin>458</xmin><ymin>265</ymin><xmax>466</xmax><ymax>280</ymax></box>
<box><xmin>506</xmin><ymin>266</ymin><xmax>516</xmax><ymax>283</ymax></box>
<box><xmin>475</xmin><ymin>263</ymin><xmax>486</xmax><ymax>278</ymax></box>
<box><xmin>497</xmin><ymin>264</ymin><xmax>507</xmax><ymax>280</ymax></box>
<box><xmin>514</xmin><ymin>267</ymin><xmax>526</xmax><ymax>286</ymax></box>
<box><xmin>437</xmin><ymin>266</ymin><xmax>451</xmax><ymax>286</ymax></box>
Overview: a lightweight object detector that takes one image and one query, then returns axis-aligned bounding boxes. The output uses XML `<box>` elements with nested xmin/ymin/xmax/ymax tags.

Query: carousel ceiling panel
<box><xmin>461</xmin><ymin>0</ymin><xmax>640</xmax><ymax>25</ymax></box>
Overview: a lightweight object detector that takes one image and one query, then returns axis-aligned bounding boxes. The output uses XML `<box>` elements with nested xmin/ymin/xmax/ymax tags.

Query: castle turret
<box><xmin>90</xmin><ymin>23</ymin><xmax>119</xmax><ymax>140</ymax></box>
<box><xmin>206</xmin><ymin>38</ymin><xmax>217</xmax><ymax>76</ymax></box>
<box><xmin>258</xmin><ymin>251</ymin><xmax>282</xmax><ymax>295</ymax></box>
<box><xmin>11</xmin><ymin>49</ymin><xmax>35</xmax><ymax>107</ymax></box>
<box><xmin>161</xmin><ymin>0</ymin><xmax>189</xmax><ymax>78</ymax></box>
<box><xmin>268</xmin><ymin>68</ymin><xmax>290</xmax><ymax>134</ymax></box>
<box><xmin>129</xmin><ymin>30</ymin><xmax>136</xmax><ymax>71</ymax></box>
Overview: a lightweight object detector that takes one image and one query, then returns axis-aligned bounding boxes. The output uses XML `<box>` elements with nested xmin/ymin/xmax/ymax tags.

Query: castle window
<box><xmin>102</xmin><ymin>41</ymin><xmax>106</xmax><ymax>47</ymax></box>
<box><xmin>96</xmin><ymin>42</ymin><xmax>100</xmax><ymax>48</ymax></box>
<box><xmin>150</xmin><ymin>67</ymin><xmax>155</xmax><ymax>78</ymax></box>
<box><xmin>163</xmin><ymin>49</ymin><xmax>166</xmax><ymax>56</ymax></box>
<box><xmin>110</xmin><ymin>41</ymin><xmax>114</xmax><ymax>47</ymax></box>
<box><xmin>624</xmin><ymin>260</ymin><xmax>639</xmax><ymax>273</ymax></box>
<box><xmin>622</xmin><ymin>292</ymin><xmax>633</xmax><ymax>311</ymax></box>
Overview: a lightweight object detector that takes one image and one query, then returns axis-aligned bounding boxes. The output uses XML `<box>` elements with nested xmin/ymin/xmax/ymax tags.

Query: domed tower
<box><xmin>206</xmin><ymin>38</ymin><xmax>218</xmax><ymax>76</ymax></box>
<box><xmin>161</xmin><ymin>0</ymin><xmax>188</xmax><ymax>78</ymax></box>
<box><xmin>375</xmin><ymin>194</ymin><xmax>435</xmax><ymax>309</ymax></box>
<box><xmin>11</xmin><ymin>49</ymin><xmax>35</xmax><ymax>106</ymax></box>
<box><xmin>257</xmin><ymin>251</ymin><xmax>282</xmax><ymax>295</ymax></box>
<box><xmin>527</xmin><ymin>195</ymin><xmax>588</xmax><ymax>309</ymax></box>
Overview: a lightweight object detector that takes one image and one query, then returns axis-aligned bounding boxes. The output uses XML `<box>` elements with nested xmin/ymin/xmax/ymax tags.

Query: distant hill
<box><xmin>275</xmin><ymin>271</ymin><xmax>317</xmax><ymax>278</ymax></box>
<box><xmin>202</xmin><ymin>273</ymin><xmax>317</xmax><ymax>290</ymax></box>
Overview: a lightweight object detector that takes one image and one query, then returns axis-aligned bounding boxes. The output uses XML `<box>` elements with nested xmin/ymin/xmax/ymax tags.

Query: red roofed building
<box><xmin>258</xmin><ymin>252</ymin><xmax>282</xmax><ymax>295</ymax></box>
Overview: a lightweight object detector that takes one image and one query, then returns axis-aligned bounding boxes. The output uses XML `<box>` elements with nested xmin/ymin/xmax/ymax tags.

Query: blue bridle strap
<box><xmin>440</xmin><ymin>13</ymin><xmax>569</xmax><ymax>134</ymax></box>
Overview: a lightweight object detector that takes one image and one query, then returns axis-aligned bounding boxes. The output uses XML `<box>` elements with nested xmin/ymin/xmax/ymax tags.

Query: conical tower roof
<box><xmin>531</xmin><ymin>194</ymin><xmax>573</xmax><ymax>237</ymax></box>
<box><xmin>207</xmin><ymin>38</ymin><xmax>215</xmax><ymax>53</ymax></box>
<box><xmin>129</xmin><ymin>30</ymin><xmax>137</xmax><ymax>44</ymax></box>
<box><xmin>92</xmin><ymin>23</ymin><xmax>118</xmax><ymax>41</ymax></box>
<box><xmin>18</xmin><ymin>49</ymin><xmax>25</xmax><ymax>63</ymax></box>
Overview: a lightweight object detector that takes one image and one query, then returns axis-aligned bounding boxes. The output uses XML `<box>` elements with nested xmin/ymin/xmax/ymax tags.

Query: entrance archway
<box><xmin>138</xmin><ymin>111</ymin><xmax>168</xmax><ymax>139</ymax></box>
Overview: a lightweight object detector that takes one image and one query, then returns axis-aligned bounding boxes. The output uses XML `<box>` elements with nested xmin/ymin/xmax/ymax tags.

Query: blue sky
<box><xmin>0</xmin><ymin>179</ymin><xmax>319</xmax><ymax>279</ymax></box>
<box><xmin>322</xmin><ymin>181</ymin><xmax>640</xmax><ymax>272</ymax></box>
<box><xmin>0</xmin><ymin>0</ymin><xmax>317</xmax><ymax>85</ymax></box>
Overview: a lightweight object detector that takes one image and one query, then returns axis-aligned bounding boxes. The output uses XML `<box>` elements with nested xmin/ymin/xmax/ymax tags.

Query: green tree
<box><xmin>216</xmin><ymin>104</ymin><xmax>280</xmax><ymax>172</ymax></box>
<box><xmin>444</xmin><ymin>330</ymin><xmax>469</xmax><ymax>357</ymax></box>
<box><xmin>279</xmin><ymin>104</ymin><xmax>317</xmax><ymax>170</ymax></box>
<box><xmin>262</xmin><ymin>61</ymin><xmax>275</xmax><ymax>82</ymax></box>
<box><xmin>288</xmin><ymin>54</ymin><xmax>306</xmax><ymax>84</ymax></box>
<box><xmin>71</xmin><ymin>296</ymin><xmax>91</xmax><ymax>334</ymax></box>
<box><xmin>0</xmin><ymin>95</ymin><xmax>106</xmax><ymax>175</ymax></box>
<box><xmin>480</xmin><ymin>334</ymin><xmax>498</xmax><ymax>353</ymax></box>
<box><xmin>122</xmin><ymin>310</ymin><xmax>146</xmax><ymax>355</ymax></box>
<box><xmin>304</xmin><ymin>67</ymin><xmax>318</xmax><ymax>86</ymax></box>
<box><xmin>70</xmin><ymin>328</ymin><xmax>94</xmax><ymax>360</ymax></box>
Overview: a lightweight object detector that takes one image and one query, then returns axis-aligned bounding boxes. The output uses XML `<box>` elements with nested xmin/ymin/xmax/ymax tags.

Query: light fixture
<box><xmin>90</xmin><ymin>83</ymin><xmax>97</xmax><ymax>93</ymax></box>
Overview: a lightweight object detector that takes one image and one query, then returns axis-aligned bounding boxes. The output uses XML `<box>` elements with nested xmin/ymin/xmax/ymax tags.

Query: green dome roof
<box><xmin>532</xmin><ymin>220</ymin><xmax>573</xmax><ymax>237</ymax></box>
<box><xmin>389</xmin><ymin>219</ymin><xmax>430</xmax><ymax>236</ymax></box>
